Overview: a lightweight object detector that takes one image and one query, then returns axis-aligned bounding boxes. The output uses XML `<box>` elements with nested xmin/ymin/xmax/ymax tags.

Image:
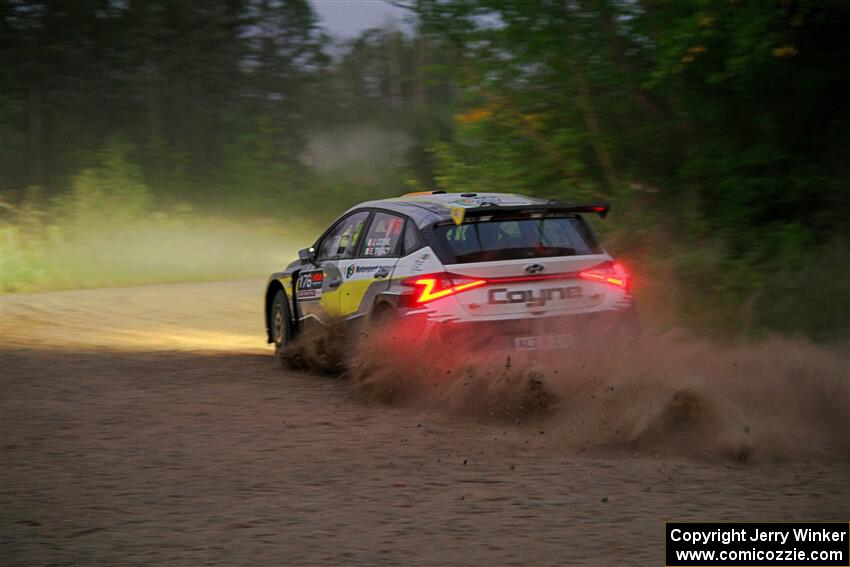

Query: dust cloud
<box><xmin>302</xmin><ymin>126</ymin><xmax>412</xmax><ymax>179</ymax></box>
<box><xmin>283</xmin><ymin>320</ymin><xmax>850</xmax><ymax>462</ymax></box>
<box><xmin>2</xmin><ymin>211</ymin><xmax>315</xmax><ymax>293</ymax></box>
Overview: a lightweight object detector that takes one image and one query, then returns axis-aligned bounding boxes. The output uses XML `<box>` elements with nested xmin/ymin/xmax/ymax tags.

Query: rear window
<box><xmin>434</xmin><ymin>216</ymin><xmax>600</xmax><ymax>263</ymax></box>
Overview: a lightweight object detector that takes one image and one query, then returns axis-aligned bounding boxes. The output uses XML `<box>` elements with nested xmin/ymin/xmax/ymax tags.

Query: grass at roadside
<box><xmin>1</xmin><ymin>147</ymin><xmax>317</xmax><ymax>294</ymax></box>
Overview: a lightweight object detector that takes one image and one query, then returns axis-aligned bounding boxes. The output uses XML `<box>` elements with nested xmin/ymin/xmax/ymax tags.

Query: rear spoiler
<box><xmin>461</xmin><ymin>201</ymin><xmax>610</xmax><ymax>219</ymax></box>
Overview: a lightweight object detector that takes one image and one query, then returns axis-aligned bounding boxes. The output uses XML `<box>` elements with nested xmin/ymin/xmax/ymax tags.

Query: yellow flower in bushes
<box><xmin>455</xmin><ymin>108</ymin><xmax>492</xmax><ymax>124</ymax></box>
<box><xmin>773</xmin><ymin>45</ymin><xmax>798</xmax><ymax>58</ymax></box>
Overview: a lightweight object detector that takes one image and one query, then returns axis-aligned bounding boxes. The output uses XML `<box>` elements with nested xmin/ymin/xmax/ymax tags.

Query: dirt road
<box><xmin>2</xmin><ymin>280</ymin><xmax>848</xmax><ymax>566</ymax></box>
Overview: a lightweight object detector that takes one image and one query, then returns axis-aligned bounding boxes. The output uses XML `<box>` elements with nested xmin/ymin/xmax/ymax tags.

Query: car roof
<box><xmin>348</xmin><ymin>192</ymin><xmax>554</xmax><ymax>227</ymax></box>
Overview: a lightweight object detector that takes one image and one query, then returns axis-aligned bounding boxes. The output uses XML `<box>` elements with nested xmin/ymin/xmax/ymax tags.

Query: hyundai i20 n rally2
<box><xmin>264</xmin><ymin>192</ymin><xmax>637</xmax><ymax>356</ymax></box>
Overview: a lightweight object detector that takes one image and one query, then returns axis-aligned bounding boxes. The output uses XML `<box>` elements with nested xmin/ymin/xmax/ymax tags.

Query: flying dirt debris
<box><xmin>283</xmin><ymin>317</ymin><xmax>850</xmax><ymax>463</ymax></box>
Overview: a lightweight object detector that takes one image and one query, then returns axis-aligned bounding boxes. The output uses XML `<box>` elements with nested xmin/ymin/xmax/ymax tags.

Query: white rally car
<box><xmin>264</xmin><ymin>191</ymin><xmax>637</xmax><ymax>354</ymax></box>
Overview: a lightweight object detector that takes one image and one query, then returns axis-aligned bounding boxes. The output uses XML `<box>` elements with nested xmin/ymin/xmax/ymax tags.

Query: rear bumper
<box><xmin>422</xmin><ymin>305</ymin><xmax>639</xmax><ymax>349</ymax></box>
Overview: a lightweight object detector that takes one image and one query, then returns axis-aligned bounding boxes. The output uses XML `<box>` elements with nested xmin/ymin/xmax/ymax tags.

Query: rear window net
<box><xmin>434</xmin><ymin>215</ymin><xmax>601</xmax><ymax>263</ymax></box>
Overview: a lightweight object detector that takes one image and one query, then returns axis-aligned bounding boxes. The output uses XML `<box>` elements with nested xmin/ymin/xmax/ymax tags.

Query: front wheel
<box><xmin>271</xmin><ymin>290</ymin><xmax>292</xmax><ymax>357</ymax></box>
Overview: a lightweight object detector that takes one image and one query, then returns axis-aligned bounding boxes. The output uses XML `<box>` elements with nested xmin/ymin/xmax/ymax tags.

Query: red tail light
<box><xmin>580</xmin><ymin>261</ymin><xmax>630</xmax><ymax>289</ymax></box>
<box><xmin>402</xmin><ymin>273</ymin><xmax>487</xmax><ymax>304</ymax></box>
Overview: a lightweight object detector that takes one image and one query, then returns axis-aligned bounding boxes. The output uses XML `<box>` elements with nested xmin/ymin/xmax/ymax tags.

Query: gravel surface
<box><xmin>2</xmin><ymin>280</ymin><xmax>848</xmax><ymax>566</ymax></box>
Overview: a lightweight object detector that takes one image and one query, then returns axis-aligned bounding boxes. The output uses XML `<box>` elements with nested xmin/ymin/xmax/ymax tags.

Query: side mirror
<box><xmin>298</xmin><ymin>247</ymin><xmax>316</xmax><ymax>263</ymax></box>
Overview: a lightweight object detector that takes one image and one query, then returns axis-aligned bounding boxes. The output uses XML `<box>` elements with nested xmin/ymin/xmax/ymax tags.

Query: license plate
<box><xmin>512</xmin><ymin>334</ymin><xmax>572</xmax><ymax>350</ymax></box>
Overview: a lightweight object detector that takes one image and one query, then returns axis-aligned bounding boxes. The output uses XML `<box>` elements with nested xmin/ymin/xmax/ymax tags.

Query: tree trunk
<box><xmin>414</xmin><ymin>32</ymin><xmax>426</xmax><ymax>109</ymax></box>
<box><xmin>28</xmin><ymin>83</ymin><xmax>43</xmax><ymax>186</ymax></box>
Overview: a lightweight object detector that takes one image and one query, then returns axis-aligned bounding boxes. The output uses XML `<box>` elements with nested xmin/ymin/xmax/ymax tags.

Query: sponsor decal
<box><xmin>488</xmin><ymin>286</ymin><xmax>582</xmax><ymax>308</ymax></box>
<box><xmin>450</xmin><ymin>207</ymin><xmax>465</xmax><ymax>225</ymax></box>
<box><xmin>297</xmin><ymin>270</ymin><xmax>324</xmax><ymax>301</ymax></box>
<box><xmin>411</xmin><ymin>253</ymin><xmax>431</xmax><ymax>273</ymax></box>
<box><xmin>345</xmin><ymin>264</ymin><xmax>394</xmax><ymax>279</ymax></box>
<box><xmin>452</xmin><ymin>196</ymin><xmax>503</xmax><ymax>207</ymax></box>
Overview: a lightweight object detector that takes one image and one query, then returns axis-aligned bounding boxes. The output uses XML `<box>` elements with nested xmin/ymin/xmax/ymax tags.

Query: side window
<box><xmin>317</xmin><ymin>211</ymin><xmax>370</xmax><ymax>260</ymax></box>
<box><xmin>402</xmin><ymin>220</ymin><xmax>424</xmax><ymax>256</ymax></box>
<box><xmin>361</xmin><ymin>212</ymin><xmax>404</xmax><ymax>257</ymax></box>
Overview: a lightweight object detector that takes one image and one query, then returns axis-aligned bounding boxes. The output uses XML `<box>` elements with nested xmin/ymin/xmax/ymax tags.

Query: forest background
<box><xmin>2</xmin><ymin>0</ymin><xmax>848</xmax><ymax>340</ymax></box>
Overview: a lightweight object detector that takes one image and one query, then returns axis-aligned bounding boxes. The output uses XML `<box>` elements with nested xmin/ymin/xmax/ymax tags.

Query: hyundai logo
<box><xmin>524</xmin><ymin>263</ymin><xmax>545</xmax><ymax>275</ymax></box>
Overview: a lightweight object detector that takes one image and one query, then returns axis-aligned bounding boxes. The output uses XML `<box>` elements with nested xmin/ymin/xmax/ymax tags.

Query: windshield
<box><xmin>434</xmin><ymin>216</ymin><xmax>600</xmax><ymax>263</ymax></box>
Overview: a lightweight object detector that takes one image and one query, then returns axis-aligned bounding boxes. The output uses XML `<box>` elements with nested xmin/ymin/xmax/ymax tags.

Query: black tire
<box><xmin>271</xmin><ymin>290</ymin><xmax>292</xmax><ymax>357</ymax></box>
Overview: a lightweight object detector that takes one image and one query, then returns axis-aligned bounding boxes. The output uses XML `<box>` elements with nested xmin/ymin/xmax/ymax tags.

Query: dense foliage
<box><xmin>1</xmin><ymin>0</ymin><xmax>848</xmax><ymax>338</ymax></box>
<box><xmin>409</xmin><ymin>0</ymin><xmax>850</xmax><ymax>338</ymax></box>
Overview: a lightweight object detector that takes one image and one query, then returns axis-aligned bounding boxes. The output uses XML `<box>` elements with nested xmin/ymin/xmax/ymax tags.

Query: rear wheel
<box><xmin>369</xmin><ymin>302</ymin><xmax>397</xmax><ymax>330</ymax></box>
<box><xmin>271</xmin><ymin>290</ymin><xmax>292</xmax><ymax>357</ymax></box>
